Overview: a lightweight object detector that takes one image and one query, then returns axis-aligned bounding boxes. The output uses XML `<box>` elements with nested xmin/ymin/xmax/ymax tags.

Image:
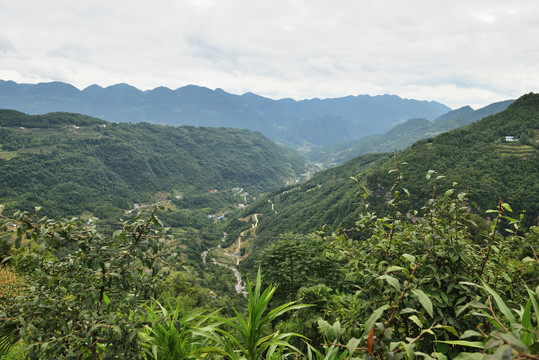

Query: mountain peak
<box><xmin>433</xmin><ymin>105</ymin><xmax>474</xmax><ymax>123</ymax></box>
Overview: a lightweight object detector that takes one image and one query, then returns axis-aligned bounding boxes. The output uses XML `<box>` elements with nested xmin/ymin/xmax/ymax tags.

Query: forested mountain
<box><xmin>1</xmin><ymin>94</ymin><xmax>538</xmax><ymax>359</ymax></box>
<box><xmin>233</xmin><ymin>93</ymin><xmax>538</xmax><ymax>254</ymax></box>
<box><xmin>0</xmin><ymin>110</ymin><xmax>306</xmax><ymax>219</ymax></box>
<box><xmin>307</xmin><ymin>99</ymin><xmax>514</xmax><ymax>166</ymax></box>
<box><xmin>0</xmin><ymin>80</ymin><xmax>450</xmax><ymax>148</ymax></box>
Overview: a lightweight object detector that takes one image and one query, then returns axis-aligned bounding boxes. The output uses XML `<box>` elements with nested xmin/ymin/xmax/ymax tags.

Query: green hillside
<box><xmin>234</xmin><ymin>93</ymin><xmax>538</xmax><ymax>253</ymax></box>
<box><xmin>308</xmin><ymin>99</ymin><xmax>514</xmax><ymax>166</ymax></box>
<box><xmin>0</xmin><ymin>110</ymin><xmax>307</xmax><ymax>219</ymax></box>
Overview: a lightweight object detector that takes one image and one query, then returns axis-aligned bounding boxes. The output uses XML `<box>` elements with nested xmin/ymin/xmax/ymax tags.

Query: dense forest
<box><xmin>0</xmin><ymin>93</ymin><xmax>538</xmax><ymax>359</ymax></box>
<box><xmin>236</xmin><ymin>93</ymin><xmax>538</xmax><ymax>256</ymax></box>
<box><xmin>0</xmin><ymin>110</ymin><xmax>307</xmax><ymax>219</ymax></box>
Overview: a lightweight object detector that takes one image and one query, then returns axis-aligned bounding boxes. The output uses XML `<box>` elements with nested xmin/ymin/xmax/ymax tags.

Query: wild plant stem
<box><xmin>479</xmin><ymin>211</ymin><xmax>501</xmax><ymax>278</ymax></box>
<box><xmin>384</xmin><ymin>153</ymin><xmax>401</xmax><ymax>258</ymax></box>
<box><xmin>378</xmin><ymin>264</ymin><xmax>419</xmax><ymax>347</ymax></box>
<box><xmin>430</xmin><ymin>175</ymin><xmax>437</xmax><ymax>268</ymax></box>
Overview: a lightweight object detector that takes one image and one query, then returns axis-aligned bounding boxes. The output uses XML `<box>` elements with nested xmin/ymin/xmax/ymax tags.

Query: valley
<box><xmin>0</xmin><ymin>92</ymin><xmax>538</xmax><ymax>359</ymax></box>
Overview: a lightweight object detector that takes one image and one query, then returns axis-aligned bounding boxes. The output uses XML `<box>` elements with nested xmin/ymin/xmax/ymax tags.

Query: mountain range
<box><xmin>0</xmin><ymin>80</ymin><xmax>450</xmax><ymax>149</ymax></box>
<box><xmin>230</xmin><ymin>93</ymin><xmax>538</xmax><ymax>256</ymax></box>
<box><xmin>307</xmin><ymin>99</ymin><xmax>514</xmax><ymax>166</ymax></box>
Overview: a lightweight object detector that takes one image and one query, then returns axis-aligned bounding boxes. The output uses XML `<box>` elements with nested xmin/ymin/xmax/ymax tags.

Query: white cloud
<box><xmin>0</xmin><ymin>0</ymin><xmax>538</xmax><ymax>108</ymax></box>
<box><xmin>0</xmin><ymin>34</ymin><xmax>16</xmax><ymax>55</ymax></box>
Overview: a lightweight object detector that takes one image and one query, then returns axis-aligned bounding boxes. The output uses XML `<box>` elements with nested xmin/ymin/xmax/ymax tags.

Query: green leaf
<box><xmin>434</xmin><ymin>325</ymin><xmax>458</xmax><ymax>337</ymax></box>
<box><xmin>521</xmin><ymin>300</ymin><xmax>532</xmax><ymax>346</ymax></box>
<box><xmin>362</xmin><ymin>305</ymin><xmax>389</xmax><ymax>342</ymax></box>
<box><xmin>436</xmin><ymin>340</ymin><xmax>484</xmax><ymax>349</ymax></box>
<box><xmin>481</xmin><ymin>281</ymin><xmax>516</xmax><ymax>325</ymax></box>
<box><xmin>452</xmin><ymin>353</ymin><xmax>484</xmax><ymax>360</ymax></box>
<box><xmin>494</xmin><ymin>331</ymin><xmax>528</xmax><ymax>351</ymax></box>
<box><xmin>102</xmin><ymin>292</ymin><xmax>110</xmax><ymax>306</ymax></box>
<box><xmin>386</xmin><ymin>265</ymin><xmax>405</xmax><ymax>273</ymax></box>
<box><xmin>400</xmin><ymin>308</ymin><xmax>418</xmax><ymax>315</ymax></box>
<box><xmin>403</xmin><ymin>343</ymin><xmax>415</xmax><ymax>359</ymax></box>
<box><xmin>412</xmin><ymin>289</ymin><xmax>433</xmax><ymax>318</ymax></box>
<box><xmin>460</xmin><ymin>330</ymin><xmax>483</xmax><ymax>339</ymax></box>
<box><xmin>378</xmin><ymin>275</ymin><xmax>401</xmax><ymax>291</ymax></box>
<box><xmin>346</xmin><ymin>337</ymin><xmax>360</xmax><ymax>357</ymax></box>
<box><xmin>501</xmin><ymin>203</ymin><xmax>512</xmax><ymax>212</ymax></box>
<box><xmin>401</xmin><ymin>254</ymin><xmax>416</xmax><ymax>264</ymax></box>
<box><xmin>409</xmin><ymin>315</ymin><xmax>423</xmax><ymax>328</ymax></box>
<box><xmin>318</xmin><ymin>319</ymin><xmax>336</xmax><ymax>341</ymax></box>
<box><xmin>112</xmin><ymin>325</ymin><xmax>122</xmax><ymax>337</ymax></box>
<box><xmin>485</xmin><ymin>345</ymin><xmax>514</xmax><ymax>360</ymax></box>
<box><xmin>525</xmin><ymin>284</ymin><xmax>539</xmax><ymax>327</ymax></box>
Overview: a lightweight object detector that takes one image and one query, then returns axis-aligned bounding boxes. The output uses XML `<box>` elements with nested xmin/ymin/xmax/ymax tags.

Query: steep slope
<box><xmin>307</xmin><ymin>99</ymin><xmax>514</xmax><ymax>166</ymax></box>
<box><xmin>0</xmin><ymin>110</ymin><xmax>306</xmax><ymax>219</ymax></box>
<box><xmin>0</xmin><ymin>80</ymin><xmax>450</xmax><ymax>148</ymax></box>
<box><xmin>232</xmin><ymin>93</ymin><xmax>538</xmax><ymax>252</ymax></box>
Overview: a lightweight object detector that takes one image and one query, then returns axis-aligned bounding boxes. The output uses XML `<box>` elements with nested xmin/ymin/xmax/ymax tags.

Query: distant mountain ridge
<box><xmin>0</xmin><ymin>80</ymin><xmax>450</xmax><ymax>148</ymax></box>
<box><xmin>307</xmin><ymin>99</ymin><xmax>514</xmax><ymax>166</ymax></box>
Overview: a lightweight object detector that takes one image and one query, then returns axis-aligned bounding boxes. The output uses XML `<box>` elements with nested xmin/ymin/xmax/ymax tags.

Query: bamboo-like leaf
<box><xmin>412</xmin><ymin>289</ymin><xmax>433</xmax><ymax>318</ymax></box>
<box><xmin>521</xmin><ymin>300</ymin><xmax>532</xmax><ymax>346</ymax></box>
<box><xmin>481</xmin><ymin>281</ymin><xmax>516</xmax><ymax>325</ymax></box>
<box><xmin>525</xmin><ymin>284</ymin><xmax>539</xmax><ymax>327</ymax></box>
<box><xmin>436</xmin><ymin>340</ymin><xmax>485</xmax><ymax>349</ymax></box>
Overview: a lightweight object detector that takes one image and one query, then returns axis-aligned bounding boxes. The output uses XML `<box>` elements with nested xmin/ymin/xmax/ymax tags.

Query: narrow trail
<box><xmin>269</xmin><ymin>199</ymin><xmax>277</xmax><ymax>214</ymax></box>
<box><xmin>200</xmin><ymin>213</ymin><xmax>261</xmax><ymax>297</ymax></box>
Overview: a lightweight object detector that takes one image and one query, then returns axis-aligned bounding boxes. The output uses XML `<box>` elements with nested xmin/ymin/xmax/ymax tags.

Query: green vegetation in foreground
<box><xmin>1</xmin><ymin>169</ymin><xmax>538</xmax><ymax>358</ymax></box>
<box><xmin>0</xmin><ymin>94</ymin><xmax>538</xmax><ymax>359</ymax></box>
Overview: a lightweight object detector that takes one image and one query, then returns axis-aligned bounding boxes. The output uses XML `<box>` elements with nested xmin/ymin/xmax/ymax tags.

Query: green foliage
<box><xmin>0</xmin><ymin>206</ymin><xmax>174</xmax><ymax>359</ymax></box>
<box><xmin>0</xmin><ymin>238</ymin><xmax>10</xmax><ymax>263</ymax></box>
<box><xmin>193</xmin><ymin>269</ymin><xmax>310</xmax><ymax>360</ymax></box>
<box><xmin>440</xmin><ymin>282</ymin><xmax>539</xmax><ymax>358</ymax></box>
<box><xmin>0</xmin><ymin>111</ymin><xmax>306</xmax><ymax>219</ymax></box>
<box><xmin>138</xmin><ymin>301</ymin><xmax>218</xmax><ymax>359</ymax></box>
<box><xmin>304</xmin><ymin>165</ymin><xmax>538</xmax><ymax>359</ymax></box>
<box><xmin>255</xmin><ymin>232</ymin><xmax>346</xmax><ymax>303</ymax></box>
<box><xmin>240</xmin><ymin>93</ymin><xmax>538</xmax><ymax>251</ymax></box>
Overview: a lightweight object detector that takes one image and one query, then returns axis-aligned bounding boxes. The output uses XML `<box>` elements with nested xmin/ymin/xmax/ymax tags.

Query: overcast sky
<box><xmin>1</xmin><ymin>0</ymin><xmax>538</xmax><ymax>109</ymax></box>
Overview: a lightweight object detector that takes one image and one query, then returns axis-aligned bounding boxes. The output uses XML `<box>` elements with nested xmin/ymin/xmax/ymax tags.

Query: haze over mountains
<box><xmin>308</xmin><ymin>99</ymin><xmax>515</xmax><ymax>166</ymax></box>
<box><xmin>0</xmin><ymin>80</ymin><xmax>450</xmax><ymax>149</ymax></box>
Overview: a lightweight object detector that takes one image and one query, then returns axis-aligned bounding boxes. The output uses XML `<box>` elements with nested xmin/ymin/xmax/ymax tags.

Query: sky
<box><xmin>1</xmin><ymin>0</ymin><xmax>538</xmax><ymax>109</ymax></box>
